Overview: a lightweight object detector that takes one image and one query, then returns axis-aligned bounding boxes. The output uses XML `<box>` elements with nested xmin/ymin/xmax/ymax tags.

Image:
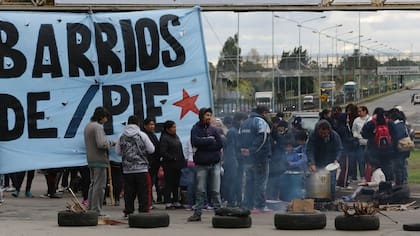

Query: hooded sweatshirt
<box><xmin>116</xmin><ymin>124</ymin><xmax>155</xmax><ymax>174</ymax></box>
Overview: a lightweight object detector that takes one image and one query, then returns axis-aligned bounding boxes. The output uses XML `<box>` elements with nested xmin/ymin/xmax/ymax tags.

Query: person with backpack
<box><xmin>387</xmin><ymin>108</ymin><xmax>412</xmax><ymax>185</ymax></box>
<box><xmin>361</xmin><ymin>107</ymin><xmax>397</xmax><ymax>182</ymax></box>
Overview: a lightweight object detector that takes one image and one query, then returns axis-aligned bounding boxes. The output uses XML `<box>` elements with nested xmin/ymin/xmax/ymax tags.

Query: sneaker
<box><xmin>49</xmin><ymin>194</ymin><xmax>62</xmax><ymax>199</ymax></box>
<box><xmin>40</xmin><ymin>194</ymin><xmax>49</xmax><ymax>198</ymax></box>
<box><xmin>165</xmin><ymin>203</ymin><xmax>175</xmax><ymax>210</ymax></box>
<box><xmin>114</xmin><ymin>200</ymin><xmax>120</xmax><ymax>206</ymax></box>
<box><xmin>11</xmin><ymin>190</ymin><xmax>19</xmax><ymax>198</ymax></box>
<box><xmin>184</xmin><ymin>205</ymin><xmax>193</xmax><ymax>211</ymax></box>
<box><xmin>187</xmin><ymin>213</ymin><xmax>201</xmax><ymax>222</ymax></box>
<box><xmin>173</xmin><ymin>202</ymin><xmax>184</xmax><ymax>209</ymax></box>
<box><xmin>342</xmin><ymin>196</ymin><xmax>355</xmax><ymax>202</ymax></box>
<box><xmin>260</xmin><ymin>206</ymin><xmax>273</xmax><ymax>213</ymax></box>
<box><xmin>25</xmin><ymin>191</ymin><xmax>33</xmax><ymax>198</ymax></box>
<box><xmin>98</xmin><ymin>213</ymin><xmax>110</xmax><ymax>218</ymax></box>
<box><xmin>5</xmin><ymin>187</ymin><xmax>15</xmax><ymax>192</ymax></box>
<box><xmin>82</xmin><ymin>200</ymin><xmax>88</xmax><ymax>206</ymax></box>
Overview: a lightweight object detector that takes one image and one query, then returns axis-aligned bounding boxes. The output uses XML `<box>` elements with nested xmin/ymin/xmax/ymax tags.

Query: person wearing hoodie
<box><xmin>116</xmin><ymin>115</ymin><xmax>155</xmax><ymax>217</ymax></box>
<box><xmin>306</xmin><ymin>119</ymin><xmax>343</xmax><ymax>201</ymax></box>
<box><xmin>187</xmin><ymin>107</ymin><xmax>223</xmax><ymax>222</ymax></box>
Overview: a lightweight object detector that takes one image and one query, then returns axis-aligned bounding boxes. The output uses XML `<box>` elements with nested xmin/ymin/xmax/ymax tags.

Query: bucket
<box><xmin>305</xmin><ymin>171</ymin><xmax>331</xmax><ymax>200</ymax></box>
<box><xmin>278</xmin><ymin>171</ymin><xmax>303</xmax><ymax>202</ymax></box>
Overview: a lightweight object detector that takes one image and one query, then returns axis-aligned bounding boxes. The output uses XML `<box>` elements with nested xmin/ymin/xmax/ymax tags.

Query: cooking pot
<box><xmin>305</xmin><ymin>170</ymin><xmax>331</xmax><ymax>200</ymax></box>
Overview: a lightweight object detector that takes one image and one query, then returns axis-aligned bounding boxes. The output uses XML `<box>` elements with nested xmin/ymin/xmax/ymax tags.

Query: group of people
<box><xmin>0</xmin><ymin>103</ymin><xmax>414</xmax><ymax>220</ymax></box>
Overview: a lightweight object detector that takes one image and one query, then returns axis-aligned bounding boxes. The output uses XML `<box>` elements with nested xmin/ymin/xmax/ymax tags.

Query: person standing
<box><xmin>116</xmin><ymin>115</ymin><xmax>155</xmax><ymax>217</ymax></box>
<box><xmin>361</xmin><ymin>107</ymin><xmax>396</xmax><ymax>182</ymax></box>
<box><xmin>352</xmin><ymin>106</ymin><xmax>370</xmax><ymax>182</ymax></box>
<box><xmin>84</xmin><ymin>107</ymin><xmax>115</xmax><ymax>217</ymax></box>
<box><xmin>187</xmin><ymin>107</ymin><xmax>223</xmax><ymax>222</ymax></box>
<box><xmin>306</xmin><ymin>119</ymin><xmax>343</xmax><ymax>201</ymax></box>
<box><xmin>10</xmin><ymin>170</ymin><xmax>35</xmax><ymax>198</ymax></box>
<box><xmin>221</xmin><ymin>112</ymin><xmax>247</xmax><ymax>206</ymax></box>
<box><xmin>143</xmin><ymin>118</ymin><xmax>163</xmax><ymax>205</ymax></box>
<box><xmin>239</xmin><ymin>105</ymin><xmax>272</xmax><ymax>212</ymax></box>
<box><xmin>160</xmin><ymin>120</ymin><xmax>186</xmax><ymax>209</ymax></box>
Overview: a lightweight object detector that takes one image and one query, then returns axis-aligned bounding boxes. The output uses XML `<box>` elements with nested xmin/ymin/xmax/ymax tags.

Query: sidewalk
<box><xmin>1</xmin><ymin>172</ymin><xmax>420</xmax><ymax>236</ymax></box>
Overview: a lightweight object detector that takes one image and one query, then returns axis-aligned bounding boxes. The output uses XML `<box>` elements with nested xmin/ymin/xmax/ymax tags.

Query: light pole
<box><xmin>313</xmin><ymin>24</ymin><xmax>343</xmax><ymax>110</ymax></box>
<box><xmin>271</xmin><ymin>12</ymin><xmax>275</xmax><ymax>112</ymax></box>
<box><xmin>274</xmin><ymin>14</ymin><xmax>326</xmax><ymax>111</ymax></box>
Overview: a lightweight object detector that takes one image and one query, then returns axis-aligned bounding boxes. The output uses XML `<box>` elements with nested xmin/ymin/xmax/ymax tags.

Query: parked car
<box><xmin>303</xmin><ymin>95</ymin><xmax>315</xmax><ymax>109</ymax></box>
<box><xmin>287</xmin><ymin>111</ymin><xmax>319</xmax><ymax>134</ymax></box>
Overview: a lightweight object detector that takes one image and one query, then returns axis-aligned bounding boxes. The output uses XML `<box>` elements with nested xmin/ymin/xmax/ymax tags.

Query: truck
<box><xmin>255</xmin><ymin>91</ymin><xmax>273</xmax><ymax>109</ymax></box>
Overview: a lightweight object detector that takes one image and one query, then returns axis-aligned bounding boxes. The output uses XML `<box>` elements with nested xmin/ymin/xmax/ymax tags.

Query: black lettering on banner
<box><xmin>0</xmin><ymin>94</ymin><xmax>25</xmax><ymax>141</ymax></box>
<box><xmin>102</xmin><ymin>85</ymin><xmax>129</xmax><ymax>135</ymax></box>
<box><xmin>94</xmin><ymin>22</ymin><xmax>122</xmax><ymax>75</ymax></box>
<box><xmin>27</xmin><ymin>92</ymin><xmax>57</xmax><ymax>138</ymax></box>
<box><xmin>67</xmin><ymin>23</ymin><xmax>94</xmax><ymax>77</ymax></box>
<box><xmin>160</xmin><ymin>14</ymin><xmax>185</xmax><ymax>67</ymax></box>
<box><xmin>135</xmin><ymin>18</ymin><xmax>159</xmax><ymax>70</ymax></box>
<box><xmin>32</xmin><ymin>24</ymin><xmax>63</xmax><ymax>78</ymax></box>
<box><xmin>0</xmin><ymin>21</ymin><xmax>27</xmax><ymax>78</ymax></box>
<box><xmin>120</xmin><ymin>19</ymin><xmax>137</xmax><ymax>72</ymax></box>
<box><xmin>131</xmin><ymin>84</ymin><xmax>144</xmax><ymax>121</ymax></box>
<box><xmin>144</xmin><ymin>82</ymin><xmax>168</xmax><ymax>119</ymax></box>
<box><xmin>64</xmin><ymin>85</ymin><xmax>99</xmax><ymax>138</ymax></box>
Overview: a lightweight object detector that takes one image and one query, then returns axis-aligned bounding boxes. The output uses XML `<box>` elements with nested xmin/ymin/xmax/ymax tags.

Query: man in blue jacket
<box><xmin>239</xmin><ymin>105</ymin><xmax>272</xmax><ymax>213</ymax></box>
<box><xmin>187</xmin><ymin>107</ymin><xmax>223</xmax><ymax>222</ymax></box>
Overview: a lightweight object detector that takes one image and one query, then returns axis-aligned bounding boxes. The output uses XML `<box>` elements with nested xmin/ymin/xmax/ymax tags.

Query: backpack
<box><xmin>372</xmin><ymin>118</ymin><xmax>392</xmax><ymax>150</ymax></box>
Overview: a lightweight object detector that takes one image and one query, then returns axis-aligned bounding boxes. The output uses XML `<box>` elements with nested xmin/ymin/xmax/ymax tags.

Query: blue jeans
<box><xmin>192</xmin><ymin>163</ymin><xmax>221</xmax><ymax>215</ymax></box>
<box><xmin>243</xmin><ymin>159</ymin><xmax>269</xmax><ymax>210</ymax></box>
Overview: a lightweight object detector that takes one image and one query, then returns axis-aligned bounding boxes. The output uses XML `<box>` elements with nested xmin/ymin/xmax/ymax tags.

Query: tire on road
<box><xmin>403</xmin><ymin>223</ymin><xmax>420</xmax><ymax>231</ymax></box>
<box><xmin>128</xmin><ymin>212</ymin><xmax>170</xmax><ymax>228</ymax></box>
<box><xmin>335</xmin><ymin>215</ymin><xmax>380</xmax><ymax>231</ymax></box>
<box><xmin>57</xmin><ymin>210</ymin><xmax>98</xmax><ymax>227</ymax></box>
<box><xmin>212</xmin><ymin>215</ymin><xmax>252</xmax><ymax>228</ymax></box>
<box><xmin>274</xmin><ymin>211</ymin><xmax>326</xmax><ymax>230</ymax></box>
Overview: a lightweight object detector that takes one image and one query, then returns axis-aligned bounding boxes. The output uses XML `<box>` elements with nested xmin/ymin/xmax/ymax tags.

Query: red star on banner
<box><xmin>173</xmin><ymin>89</ymin><xmax>199</xmax><ymax>119</ymax></box>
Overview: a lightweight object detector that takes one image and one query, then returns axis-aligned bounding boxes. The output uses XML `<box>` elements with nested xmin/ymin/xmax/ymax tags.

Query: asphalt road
<box><xmin>0</xmin><ymin>172</ymin><xmax>420</xmax><ymax>236</ymax></box>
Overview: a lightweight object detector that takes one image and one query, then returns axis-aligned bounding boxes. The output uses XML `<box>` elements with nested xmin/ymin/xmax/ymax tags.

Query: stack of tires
<box><xmin>212</xmin><ymin>207</ymin><xmax>252</xmax><ymax>228</ymax></box>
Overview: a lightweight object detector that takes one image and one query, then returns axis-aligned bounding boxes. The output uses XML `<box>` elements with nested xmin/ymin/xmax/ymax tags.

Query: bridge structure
<box><xmin>3</xmin><ymin>0</ymin><xmax>420</xmax><ymax>11</ymax></box>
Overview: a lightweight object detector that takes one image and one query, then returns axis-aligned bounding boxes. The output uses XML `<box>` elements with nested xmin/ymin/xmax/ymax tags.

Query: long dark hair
<box><xmin>373</xmin><ymin>107</ymin><xmax>386</xmax><ymax>125</ymax></box>
<box><xmin>162</xmin><ymin>120</ymin><xmax>175</xmax><ymax>134</ymax></box>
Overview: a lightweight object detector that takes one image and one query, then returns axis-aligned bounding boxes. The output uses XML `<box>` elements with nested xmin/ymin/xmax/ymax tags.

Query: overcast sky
<box><xmin>201</xmin><ymin>10</ymin><xmax>420</xmax><ymax>64</ymax></box>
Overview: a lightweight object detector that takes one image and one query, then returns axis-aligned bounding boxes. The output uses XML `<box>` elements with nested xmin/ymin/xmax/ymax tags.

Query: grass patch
<box><xmin>408</xmin><ymin>150</ymin><xmax>420</xmax><ymax>184</ymax></box>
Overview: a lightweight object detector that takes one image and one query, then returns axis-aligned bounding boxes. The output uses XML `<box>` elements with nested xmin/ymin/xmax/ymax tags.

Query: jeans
<box><xmin>193</xmin><ymin>162</ymin><xmax>221</xmax><ymax>215</ymax></box>
<box><xmin>243</xmin><ymin>159</ymin><xmax>269</xmax><ymax>210</ymax></box>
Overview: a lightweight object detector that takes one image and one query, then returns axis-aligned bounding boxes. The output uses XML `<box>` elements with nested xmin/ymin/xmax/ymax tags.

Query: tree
<box><xmin>383</xmin><ymin>57</ymin><xmax>417</xmax><ymax>66</ymax></box>
<box><xmin>337</xmin><ymin>49</ymin><xmax>379</xmax><ymax>70</ymax></box>
<box><xmin>217</xmin><ymin>33</ymin><xmax>241</xmax><ymax>71</ymax></box>
<box><xmin>278</xmin><ymin>46</ymin><xmax>311</xmax><ymax>70</ymax></box>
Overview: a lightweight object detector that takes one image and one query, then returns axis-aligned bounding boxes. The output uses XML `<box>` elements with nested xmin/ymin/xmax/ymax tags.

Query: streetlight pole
<box><xmin>236</xmin><ymin>13</ymin><xmax>240</xmax><ymax>109</ymax></box>
<box><xmin>274</xmin><ymin>14</ymin><xmax>326</xmax><ymax>111</ymax></box>
<box><xmin>271</xmin><ymin>12</ymin><xmax>275</xmax><ymax>112</ymax></box>
<box><xmin>313</xmin><ymin>24</ymin><xmax>342</xmax><ymax>110</ymax></box>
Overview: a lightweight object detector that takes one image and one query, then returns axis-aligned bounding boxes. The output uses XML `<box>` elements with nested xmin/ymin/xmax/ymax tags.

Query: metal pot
<box><xmin>305</xmin><ymin>170</ymin><xmax>331</xmax><ymax>200</ymax></box>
